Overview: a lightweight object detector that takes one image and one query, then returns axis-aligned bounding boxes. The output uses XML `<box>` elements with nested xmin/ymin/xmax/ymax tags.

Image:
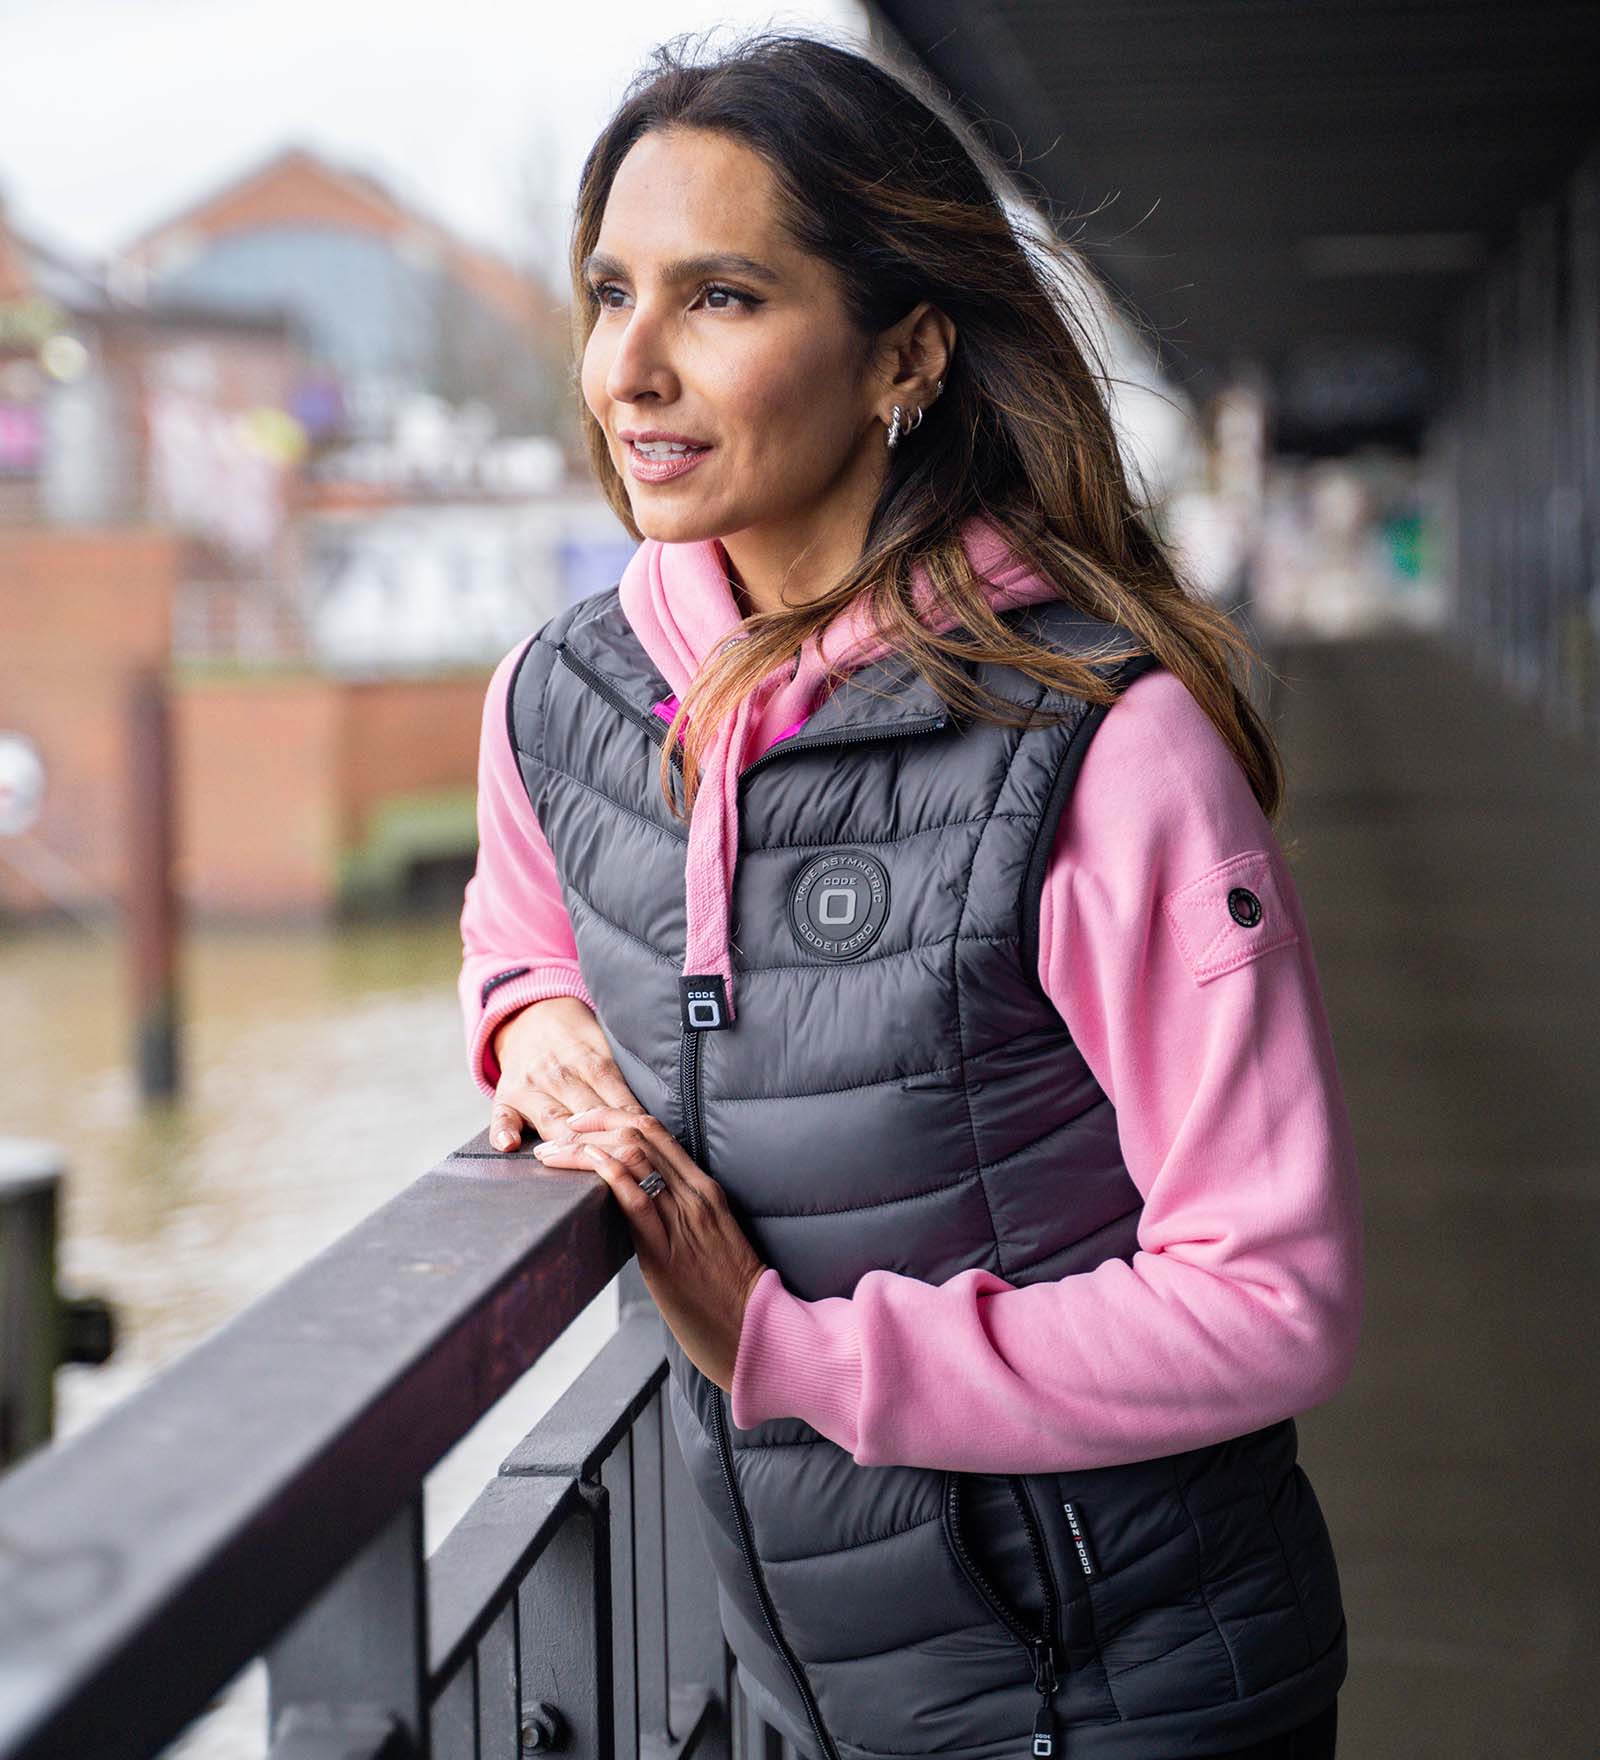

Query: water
<box><xmin>0</xmin><ymin>914</ymin><xmax>620</xmax><ymax>1757</ymax></box>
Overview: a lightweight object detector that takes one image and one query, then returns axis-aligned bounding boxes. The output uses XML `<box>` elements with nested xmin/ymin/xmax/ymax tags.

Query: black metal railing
<box><xmin>0</xmin><ymin>1128</ymin><xmax>803</xmax><ymax>1760</ymax></box>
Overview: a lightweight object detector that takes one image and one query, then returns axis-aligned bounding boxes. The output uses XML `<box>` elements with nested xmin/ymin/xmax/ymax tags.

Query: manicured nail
<box><xmin>493</xmin><ymin>1130</ymin><xmax>514</xmax><ymax>1149</ymax></box>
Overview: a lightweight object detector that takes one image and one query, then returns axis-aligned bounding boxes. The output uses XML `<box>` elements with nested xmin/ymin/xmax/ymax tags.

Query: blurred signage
<box><xmin>310</xmin><ymin>392</ymin><xmax>564</xmax><ymax>496</ymax></box>
<box><xmin>304</xmin><ymin>499</ymin><xmax>630</xmax><ymax>671</ymax></box>
<box><xmin>0</xmin><ymin>401</ymin><xmax>41</xmax><ymax>474</ymax></box>
<box><xmin>0</xmin><ymin>733</ymin><xmax>45</xmax><ymax>835</ymax></box>
<box><xmin>147</xmin><ymin>385</ymin><xmax>297</xmax><ymax>561</ymax></box>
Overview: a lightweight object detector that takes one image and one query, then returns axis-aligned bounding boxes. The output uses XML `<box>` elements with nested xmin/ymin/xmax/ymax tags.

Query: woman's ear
<box><xmin>872</xmin><ymin>299</ymin><xmax>956</xmax><ymax>417</ymax></box>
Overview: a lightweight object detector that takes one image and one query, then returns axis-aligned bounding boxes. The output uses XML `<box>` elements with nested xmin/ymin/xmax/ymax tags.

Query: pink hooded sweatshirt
<box><xmin>458</xmin><ymin>514</ymin><xmax>1364</xmax><ymax>1474</ymax></box>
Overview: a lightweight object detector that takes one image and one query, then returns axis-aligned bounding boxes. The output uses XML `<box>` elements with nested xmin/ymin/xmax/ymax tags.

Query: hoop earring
<box><xmin>886</xmin><ymin>405</ymin><xmax>904</xmax><ymax>450</ymax></box>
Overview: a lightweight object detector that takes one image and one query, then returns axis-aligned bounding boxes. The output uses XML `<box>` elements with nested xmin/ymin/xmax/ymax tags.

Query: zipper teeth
<box><xmin>687</xmin><ymin>1020</ymin><xmax>838</xmax><ymax>1760</ymax></box>
<box><xmin>557</xmin><ymin>644</ymin><xmax>684</xmax><ymax>771</ymax></box>
<box><xmin>712</xmin><ymin>1345</ymin><xmax>841</xmax><ymax>1760</ymax></box>
<box><xmin>677</xmin><ymin>1029</ymin><xmax>703</xmax><ymax>1164</ymax></box>
<box><xmin>941</xmin><ymin>1473</ymin><xmax>1039</xmax><ymax>1648</ymax></box>
<box><xmin>1009</xmin><ymin>1475</ymin><xmax>1060</xmax><ymax>1647</ymax></box>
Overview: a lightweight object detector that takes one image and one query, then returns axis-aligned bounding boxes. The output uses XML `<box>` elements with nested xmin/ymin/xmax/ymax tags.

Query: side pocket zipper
<box><xmin>942</xmin><ymin>1472</ymin><xmax>1062</xmax><ymax>1756</ymax></box>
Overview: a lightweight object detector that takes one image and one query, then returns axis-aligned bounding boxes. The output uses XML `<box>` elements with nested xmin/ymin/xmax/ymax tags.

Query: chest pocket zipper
<box><xmin>942</xmin><ymin>1471</ymin><xmax>1063</xmax><ymax>1756</ymax></box>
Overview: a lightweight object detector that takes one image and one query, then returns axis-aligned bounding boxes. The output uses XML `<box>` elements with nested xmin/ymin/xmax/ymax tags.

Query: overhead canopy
<box><xmin>871</xmin><ymin>1</ymin><xmax>1600</xmax><ymax>450</ymax></box>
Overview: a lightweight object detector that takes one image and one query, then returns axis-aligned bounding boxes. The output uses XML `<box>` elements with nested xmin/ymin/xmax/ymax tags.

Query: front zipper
<box><xmin>562</xmin><ymin>639</ymin><xmax>957</xmax><ymax>1760</ymax></box>
<box><xmin>686</xmin><ymin>1021</ymin><xmax>840</xmax><ymax>1760</ymax></box>
<box><xmin>677</xmin><ymin>1027</ymin><xmax>705</xmax><ymax>1164</ymax></box>
<box><xmin>943</xmin><ymin>1472</ymin><xmax>1064</xmax><ymax>1756</ymax></box>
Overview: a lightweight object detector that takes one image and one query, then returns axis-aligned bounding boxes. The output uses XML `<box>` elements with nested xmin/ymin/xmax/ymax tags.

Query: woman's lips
<box><xmin>625</xmin><ymin>441</ymin><xmax>713</xmax><ymax>483</ymax></box>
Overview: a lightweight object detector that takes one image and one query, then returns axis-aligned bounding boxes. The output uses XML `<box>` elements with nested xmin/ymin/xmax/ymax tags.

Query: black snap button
<box><xmin>1227</xmin><ymin>886</ymin><xmax>1263</xmax><ymax>928</ymax></box>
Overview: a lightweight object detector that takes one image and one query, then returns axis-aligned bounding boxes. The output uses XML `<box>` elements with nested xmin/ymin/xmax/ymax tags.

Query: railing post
<box><xmin>516</xmin><ymin>1485</ymin><xmax>615</xmax><ymax>1760</ymax></box>
<box><xmin>265</xmin><ymin>1493</ymin><xmax>429</xmax><ymax>1759</ymax></box>
<box><xmin>0</xmin><ymin>1140</ymin><xmax>60</xmax><ymax>1467</ymax></box>
<box><xmin>125</xmin><ymin>666</ymin><xmax>182</xmax><ymax>1103</ymax></box>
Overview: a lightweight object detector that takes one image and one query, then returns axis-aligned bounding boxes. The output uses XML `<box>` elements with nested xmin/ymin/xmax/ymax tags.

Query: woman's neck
<box><xmin>717</xmin><ymin>499</ymin><xmax>874</xmax><ymax>622</ymax></box>
<box><xmin>727</xmin><ymin>566</ymin><xmax>755</xmax><ymax>622</ymax></box>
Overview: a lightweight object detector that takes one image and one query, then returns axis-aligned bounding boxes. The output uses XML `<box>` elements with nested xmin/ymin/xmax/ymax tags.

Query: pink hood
<box><xmin>617</xmin><ymin>512</ymin><xmax>1064</xmax><ymax>1022</ymax></box>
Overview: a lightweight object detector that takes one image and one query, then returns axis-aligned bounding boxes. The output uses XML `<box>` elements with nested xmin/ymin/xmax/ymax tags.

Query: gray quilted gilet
<box><xmin>508</xmin><ymin>586</ymin><xmax>1347</xmax><ymax>1760</ymax></box>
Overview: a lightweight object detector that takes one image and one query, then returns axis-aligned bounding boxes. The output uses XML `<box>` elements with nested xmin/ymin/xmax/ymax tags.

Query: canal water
<box><xmin>0</xmin><ymin>914</ymin><xmax>622</xmax><ymax>1759</ymax></box>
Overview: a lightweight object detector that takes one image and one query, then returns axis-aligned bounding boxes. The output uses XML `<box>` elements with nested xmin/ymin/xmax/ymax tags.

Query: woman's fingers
<box><xmin>488</xmin><ymin>1003</ymin><xmax>649</xmax><ymax>1153</ymax></box>
<box><xmin>582</xmin><ymin>1141</ymin><xmax>670</xmax><ymax>1260</ymax></box>
<box><xmin>503</xmin><ymin>1045</ymin><xmax>647</xmax><ymax>1145</ymax></box>
<box><xmin>564</xmin><ymin>1108</ymin><xmax>716</xmax><ymax>1202</ymax></box>
<box><xmin>489</xmin><ymin>1103</ymin><xmax>527</xmax><ymax>1151</ymax></box>
<box><xmin>531</xmin><ymin>1128</ymin><xmax>656</xmax><ymax>1183</ymax></box>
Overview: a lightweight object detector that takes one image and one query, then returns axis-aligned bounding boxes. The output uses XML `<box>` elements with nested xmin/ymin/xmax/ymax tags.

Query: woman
<box><xmin>459</xmin><ymin>31</ymin><xmax>1361</xmax><ymax>1760</ymax></box>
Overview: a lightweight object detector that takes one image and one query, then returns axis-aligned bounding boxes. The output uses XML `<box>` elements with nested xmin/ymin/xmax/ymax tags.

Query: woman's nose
<box><xmin>606</xmin><ymin>310</ymin><xmax>678</xmax><ymax>406</ymax></box>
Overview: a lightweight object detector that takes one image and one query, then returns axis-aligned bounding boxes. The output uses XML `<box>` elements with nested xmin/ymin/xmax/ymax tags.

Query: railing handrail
<box><xmin>0</xmin><ymin>1128</ymin><xmax>636</xmax><ymax>1758</ymax></box>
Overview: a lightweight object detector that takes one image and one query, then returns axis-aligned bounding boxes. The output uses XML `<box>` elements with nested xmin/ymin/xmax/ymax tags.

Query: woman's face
<box><xmin>580</xmin><ymin>127</ymin><xmax>889</xmax><ymax>558</ymax></box>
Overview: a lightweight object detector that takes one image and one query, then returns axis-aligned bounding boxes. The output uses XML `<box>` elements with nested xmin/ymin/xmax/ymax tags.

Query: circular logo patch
<box><xmin>1227</xmin><ymin>886</ymin><xmax>1263</xmax><ymax>928</ymax></box>
<box><xmin>788</xmin><ymin>848</ymin><xmax>891</xmax><ymax>960</ymax></box>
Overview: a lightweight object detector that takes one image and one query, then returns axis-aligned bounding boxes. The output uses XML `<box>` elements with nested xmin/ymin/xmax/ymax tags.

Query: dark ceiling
<box><xmin>870</xmin><ymin>0</ymin><xmax>1600</xmax><ymax>447</ymax></box>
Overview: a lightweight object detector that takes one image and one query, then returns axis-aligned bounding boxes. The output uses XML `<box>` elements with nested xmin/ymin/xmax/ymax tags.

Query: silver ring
<box><xmin>638</xmin><ymin>1171</ymin><xmax>668</xmax><ymax>1199</ymax></box>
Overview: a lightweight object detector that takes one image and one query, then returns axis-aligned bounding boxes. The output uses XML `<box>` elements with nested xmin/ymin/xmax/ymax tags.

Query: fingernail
<box><xmin>493</xmin><ymin>1130</ymin><xmax>514</xmax><ymax>1150</ymax></box>
<box><xmin>532</xmin><ymin>1142</ymin><xmax>554</xmax><ymax>1157</ymax></box>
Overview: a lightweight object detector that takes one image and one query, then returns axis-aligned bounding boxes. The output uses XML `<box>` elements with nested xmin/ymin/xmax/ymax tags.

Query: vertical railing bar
<box><xmin>601</xmin><ymin>1431</ymin><xmax>638</xmax><ymax>1760</ymax></box>
<box><xmin>658</xmin><ymin>1361</ymin><xmax>732</xmax><ymax>1760</ymax></box>
<box><xmin>632</xmin><ymin>1384</ymin><xmax>670</xmax><ymax>1745</ymax></box>
<box><xmin>517</xmin><ymin>1491</ymin><xmax>613</xmax><ymax>1760</ymax></box>
<box><xmin>427</xmin><ymin>1647</ymin><xmax>479</xmax><ymax>1760</ymax></box>
<box><xmin>475</xmin><ymin>1597</ymin><xmax>518</xmax><ymax>1760</ymax></box>
<box><xmin>628</xmin><ymin>1429</ymin><xmax>641</xmax><ymax>1760</ymax></box>
<box><xmin>264</xmin><ymin>1491</ymin><xmax>428</xmax><ymax>1759</ymax></box>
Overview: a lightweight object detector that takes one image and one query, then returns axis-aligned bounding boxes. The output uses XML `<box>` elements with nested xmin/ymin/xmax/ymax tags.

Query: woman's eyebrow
<box><xmin>580</xmin><ymin>250</ymin><xmax>782</xmax><ymax>285</ymax></box>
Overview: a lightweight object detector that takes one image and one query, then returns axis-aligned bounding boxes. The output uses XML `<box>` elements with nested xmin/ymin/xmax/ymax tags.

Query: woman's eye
<box><xmin>701</xmin><ymin>283</ymin><xmax>758</xmax><ymax>310</ymax></box>
<box><xmin>585</xmin><ymin>281</ymin><xmax>758</xmax><ymax>312</ymax></box>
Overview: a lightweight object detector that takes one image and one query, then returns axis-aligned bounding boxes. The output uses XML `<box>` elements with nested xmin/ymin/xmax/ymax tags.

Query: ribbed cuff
<box><xmin>471</xmin><ymin>965</ymin><xmax>597</xmax><ymax>1095</ymax></box>
<box><xmin>730</xmin><ymin>1266</ymin><xmax>864</xmax><ymax>1452</ymax></box>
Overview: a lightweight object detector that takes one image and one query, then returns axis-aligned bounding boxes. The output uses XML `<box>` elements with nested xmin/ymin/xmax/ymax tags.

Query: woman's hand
<box><xmin>530</xmin><ymin>1106</ymin><xmax>770</xmax><ymax>1393</ymax></box>
<box><xmin>489</xmin><ymin>996</ymin><xmax>647</xmax><ymax>1151</ymax></box>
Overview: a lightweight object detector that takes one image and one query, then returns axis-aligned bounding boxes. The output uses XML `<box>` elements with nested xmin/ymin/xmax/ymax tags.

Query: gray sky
<box><xmin>0</xmin><ymin>0</ymin><xmax>868</xmax><ymax>279</ymax></box>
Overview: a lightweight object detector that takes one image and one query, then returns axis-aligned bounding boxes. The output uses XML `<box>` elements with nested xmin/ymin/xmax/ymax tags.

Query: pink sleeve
<box><xmin>730</xmin><ymin>667</ymin><xmax>1365</xmax><ymax>1471</ymax></box>
<box><xmin>458</xmin><ymin>635</ymin><xmax>597</xmax><ymax>1098</ymax></box>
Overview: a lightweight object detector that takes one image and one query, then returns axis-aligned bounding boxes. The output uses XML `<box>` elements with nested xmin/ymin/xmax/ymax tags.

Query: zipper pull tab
<box><xmin>1029</xmin><ymin>1640</ymin><xmax>1058</xmax><ymax>1755</ymax></box>
<box><xmin>1030</xmin><ymin>1698</ymin><xmax>1056</xmax><ymax>1757</ymax></box>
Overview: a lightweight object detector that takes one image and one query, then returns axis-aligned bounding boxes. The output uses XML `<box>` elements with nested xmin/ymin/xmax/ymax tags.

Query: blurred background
<box><xmin>1</xmin><ymin>3</ymin><xmax>1596</xmax><ymax>1757</ymax></box>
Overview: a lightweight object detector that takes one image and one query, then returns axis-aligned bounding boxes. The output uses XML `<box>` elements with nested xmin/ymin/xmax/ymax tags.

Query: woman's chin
<box><xmin>630</xmin><ymin>505</ymin><xmax>727</xmax><ymax>545</ymax></box>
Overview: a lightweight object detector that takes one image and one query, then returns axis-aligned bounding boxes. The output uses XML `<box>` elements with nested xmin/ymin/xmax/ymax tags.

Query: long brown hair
<box><xmin>569</xmin><ymin>29</ymin><xmax>1286</xmax><ymax>830</ymax></box>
